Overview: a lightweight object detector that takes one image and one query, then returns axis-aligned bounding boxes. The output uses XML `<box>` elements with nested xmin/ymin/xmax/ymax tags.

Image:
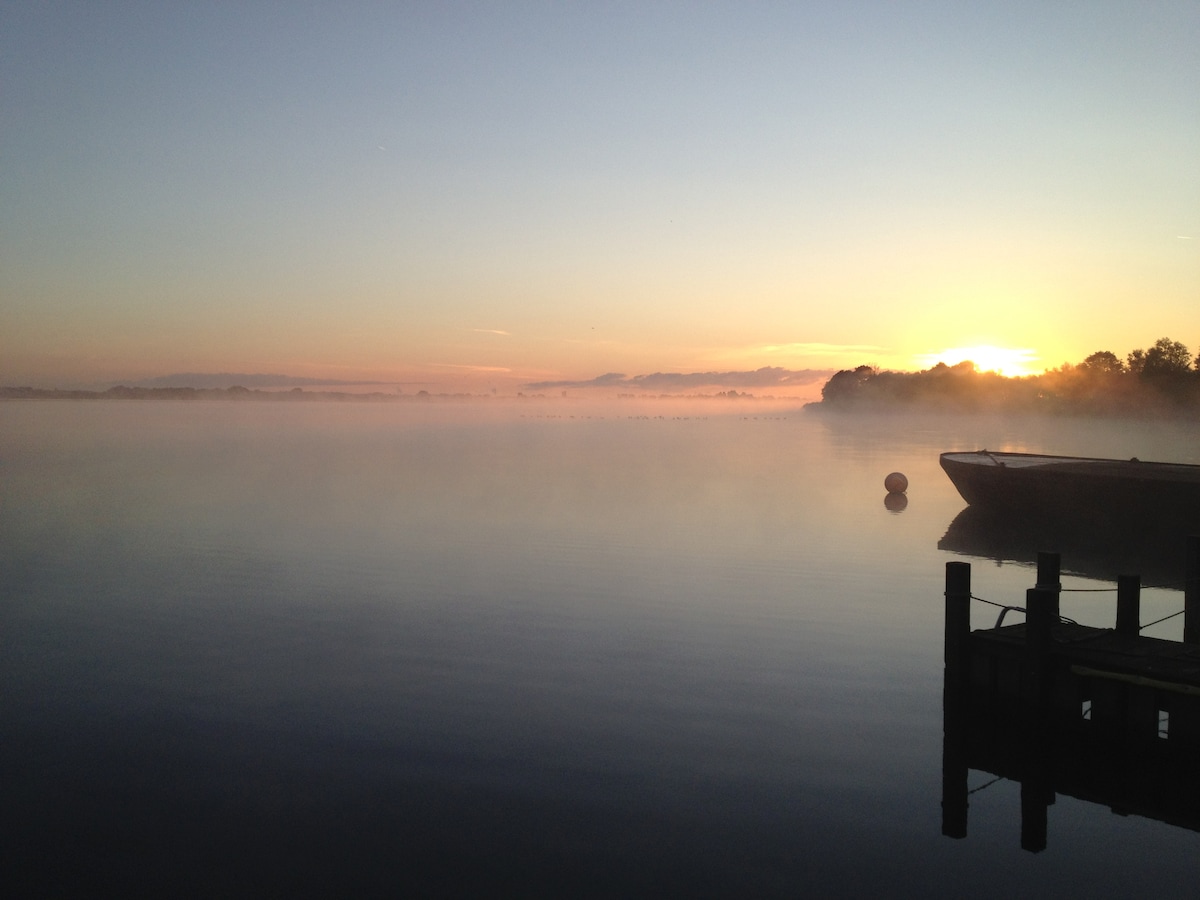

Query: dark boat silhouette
<box><xmin>940</xmin><ymin>450</ymin><xmax>1200</xmax><ymax>525</ymax></box>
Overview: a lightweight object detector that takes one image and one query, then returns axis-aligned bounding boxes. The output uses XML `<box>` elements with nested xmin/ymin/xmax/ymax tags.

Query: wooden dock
<box><xmin>942</xmin><ymin>536</ymin><xmax>1200</xmax><ymax>850</ymax></box>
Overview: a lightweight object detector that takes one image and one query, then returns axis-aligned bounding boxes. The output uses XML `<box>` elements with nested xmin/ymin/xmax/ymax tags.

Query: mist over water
<box><xmin>3</xmin><ymin>400</ymin><xmax>1199</xmax><ymax>895</ymax></box>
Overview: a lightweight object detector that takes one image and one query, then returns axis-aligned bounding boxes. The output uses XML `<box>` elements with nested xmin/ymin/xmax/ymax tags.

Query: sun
<box><xmin>915</xmin><ymin>345</ymin><xmax>1039</xmax><ymax>377</ymax></box>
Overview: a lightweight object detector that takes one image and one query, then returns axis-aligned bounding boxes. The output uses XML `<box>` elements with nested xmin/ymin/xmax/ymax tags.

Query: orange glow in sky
<box><xmin>1</xmin><ymin>5</ymin><xmax>1196</xmax><ymax>392</ymax></box>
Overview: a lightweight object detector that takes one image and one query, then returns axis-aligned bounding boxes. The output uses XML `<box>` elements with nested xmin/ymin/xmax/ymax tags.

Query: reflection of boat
<box><xmin>940</xmin><ymin>451</ymin><xmax>1200</xmax><ymax>524</ymax></box>
<box><xmin>938</xmin><ymin>505</ymin><xmax>1193</xmax><ymax>586</ymax></box>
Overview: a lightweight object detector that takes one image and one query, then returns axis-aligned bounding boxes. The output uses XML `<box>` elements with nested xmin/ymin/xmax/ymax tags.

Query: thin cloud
<box><xmin>121</xmin><ymin>373</ymin><xmax>394</xmax><ymax>389</ymax></box>
<box><xmin>754</xmin><ymin>342</ymin><xmax>885</xmax><ymax>357</ymax></box>
<box><xmin>473</xmin><ymin>329</ymin><xmax>511</xmax><ymax>336</ymax></box>
<box><xmin>433</xmin><ymin>363</ymin><xmax>512</xmax><ymax>373</ymax></box>
<box><xmin>525</xmin><ymin>367</ymin><xmax>832</xmax><ymax>391</ymax></box>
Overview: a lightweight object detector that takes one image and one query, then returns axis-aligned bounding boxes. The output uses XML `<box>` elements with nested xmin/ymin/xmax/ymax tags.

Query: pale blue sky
<box><xmin>3</xmin><ymin>2</ymin><xmax>1197</xmax><ymax>390</ymax></box>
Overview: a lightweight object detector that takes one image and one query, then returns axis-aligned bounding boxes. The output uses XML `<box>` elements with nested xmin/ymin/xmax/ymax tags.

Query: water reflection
<box><xmin>942</xmin><ymin>674</ymin><xmax>1200</xmax><ymax>852</ymax></box>
<box><xmin>938</xmin><ymin>505</ymin><xmax>1197</xmax><ymax>587</ymax></box>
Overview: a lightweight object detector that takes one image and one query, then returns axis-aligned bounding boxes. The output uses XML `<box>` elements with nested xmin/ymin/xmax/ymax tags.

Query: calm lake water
<box><xmin>3</xmin><ymin>400</ymin><xmax>1199</xmax><ymax>896</ymax></box>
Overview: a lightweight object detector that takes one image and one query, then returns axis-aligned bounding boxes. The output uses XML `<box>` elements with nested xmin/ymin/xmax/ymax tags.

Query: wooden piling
<box><xmin>1024</xmin><ymin>587</ymin><xmax>1055</xmax><ymax>708</ymax></box>
<box><xmin>1185</xmin><ymin>536</ymin><xmax>1200</xmax><ymax>645</ymax></box>
<box><xmin>944</xmin><ymin>563</ymin><xmax>972</xmax><ymax>697</ymax></box>
<box><xmin>942</xmin><ymin>561</ymin><xmax>971</xmax><ymax>840</ymax></box>
<box><xmin>1025</xmin><ymin>587</ymin><xmax>1054</xmax><ymax>654</ymax></box>
<box><xmin>1115</xmin><ymin>575</ymin><xmax>1140</xmax><ymax>638</ymax></box>
<box><xmin>1036</xmin><ymin>551</ymin><xmax>1061</xmax><ymax>622</ymax></box>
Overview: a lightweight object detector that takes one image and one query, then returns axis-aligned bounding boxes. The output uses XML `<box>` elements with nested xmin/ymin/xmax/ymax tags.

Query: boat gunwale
<box><xmin>939</xmin><ymin>450</ymin><xmax>1200</xmax><ymax>473</ymax></box>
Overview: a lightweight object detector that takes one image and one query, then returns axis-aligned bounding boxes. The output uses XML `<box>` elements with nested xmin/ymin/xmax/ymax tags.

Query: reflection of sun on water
<box><xmin>915</xmin><ymin>345</ymin><xmax>1038</xmax><ymax>377</ymax></box>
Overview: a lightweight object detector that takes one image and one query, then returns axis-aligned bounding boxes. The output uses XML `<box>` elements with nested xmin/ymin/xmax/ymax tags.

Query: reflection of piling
<box><xmin>1019</xmin><ymin>773</ymin><xmax>1051</xmax><ymax>854</ymax></box>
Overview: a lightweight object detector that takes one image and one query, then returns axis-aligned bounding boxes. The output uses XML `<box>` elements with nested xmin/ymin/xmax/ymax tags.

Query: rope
<box><xmin>1059</xmin><ymin>578</ymin><xmax>1191</xmax><ymax>592</ymax></box>
<box><xmin>968</xmin><ymin>592</ymin><xmax>1130</xmax><ymax>632</ymax></box>
<box><xmin>1037</xmin><ymin>580</ymin><xmax>1188</xmax><ymax>593</ymax></box>
<box><xmin>971</xmin><ymin>594</ymin><xmax>1017</xmax><ymax>611</ymax></box>
<box><xmin>969</xmin><ymin>581</ymin><xmax>1187</xmax><ymax>637</ymax></box>
<box><xmin>967</xmin><ymin>775</ymin><xmax>1005</xmax><ymax>796</ymax></box>
<box><xmin>1146</xmin><ymin>579</ymin><xmax>1189</xmax><ymax>591</ymax></box>
<box><xmin>971</xmin><ymin>594</ymin><xmax>1025</xmax><ymax>628</ymax></box>
<box><xmin>1141</xmin><ymin>609</ymin><xmax>1185</xmax><ymax>630</ymax></box>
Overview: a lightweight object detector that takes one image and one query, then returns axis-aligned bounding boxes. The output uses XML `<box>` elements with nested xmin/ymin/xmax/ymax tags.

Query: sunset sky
<box><xmin>3</xmin><ymin>2</ymin><xmax>1197</xmax><ymax>394</ymax></box>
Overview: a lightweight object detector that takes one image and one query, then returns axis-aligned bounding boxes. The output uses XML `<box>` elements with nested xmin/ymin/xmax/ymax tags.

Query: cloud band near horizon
<box><xmin>524</xmin><ymin>367</ymin><xmax>832</xmax><ymax>392</ymax></box>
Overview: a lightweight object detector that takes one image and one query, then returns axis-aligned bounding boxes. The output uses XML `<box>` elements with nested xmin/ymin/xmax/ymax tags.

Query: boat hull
<box><xmin>939</xmin><ymin>451</ymin><xmax>1200</xmax><ymax>526</ymax></box>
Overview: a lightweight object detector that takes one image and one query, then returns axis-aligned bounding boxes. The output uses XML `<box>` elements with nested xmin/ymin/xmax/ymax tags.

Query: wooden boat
<box><xmin>939</xmin><ymin>450</ymin><xmax>1200</xmax><ymax>524</ymax></box>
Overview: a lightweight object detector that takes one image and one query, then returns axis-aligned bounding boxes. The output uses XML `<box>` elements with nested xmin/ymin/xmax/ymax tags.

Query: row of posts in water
<box><xmin>946</xmin><ymin>535</ymin><xmax>1200</xmax><ymax>660</ymax></box>
<box><xmin>942</xmin><ymin>535</ymin><xmax>1200</xmax><ymax>851</ymax></box>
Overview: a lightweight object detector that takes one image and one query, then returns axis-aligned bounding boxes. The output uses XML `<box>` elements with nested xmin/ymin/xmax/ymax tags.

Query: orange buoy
<box><xmin>884</xmin><ymin>472</ymin><xmax>908</xmax><ymax>494</ymax></box>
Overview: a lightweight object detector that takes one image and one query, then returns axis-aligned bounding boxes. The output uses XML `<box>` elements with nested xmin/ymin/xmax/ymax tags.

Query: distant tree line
<box><xmin>815</xmin><ymin>337</ymin><xmax>1200</xmax><ymax>415</ymax></box>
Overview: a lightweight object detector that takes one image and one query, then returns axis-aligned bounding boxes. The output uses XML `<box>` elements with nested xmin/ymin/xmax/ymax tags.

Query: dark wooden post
<box><xmin>1025</xmin><ymin>587</ymin><xmax>1055</xmax><ymax>708</ymax></box>
<box><xmin>1036</xmin><ymin>551</ymin><xmax>1061</xmax><ymax>622</ymax></box>
<box><xmin>1021</xmin><ymin>584</ymin><xmax>1056</xmax><ymax>852</ymax></box>
<box><xmin>1185</xmin><ymin>536</ymin><xmax>1200</xmax><ymax>645</ymax></box>
<box><xmin>942</xmin><ymin>562</ymin><xmax>971</xmax><ymax>840</ymax></box>
<box><xmin>945</xmin><ymin>562</ymin><xmax>972</xmax><ymax>698</ymax></box>
<box><xmin>1115</xmin><ymin>575</ymin><xmax>1140</xmax><ymax>637</ymax></box>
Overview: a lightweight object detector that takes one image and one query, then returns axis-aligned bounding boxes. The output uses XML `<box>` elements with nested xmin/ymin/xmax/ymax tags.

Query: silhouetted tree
<box><xmin>1126</xmin><ymin>348</ymin><xmax>1147</xmax><ymax>376</ymax></box>
<box><xmin>1079</xmin><ymin>350</ymin><xmax>1124</xmax><ymax>376</ymax></box>
<box><xmin>821</xmin><ymin>365</ymin><xmax>875</xmax><ymax>403</ymax></box>
<box><xmin>1141</xmin><ymin>337</ymin><xmax>1192</xmax><ymax>378</ymax></box>
<box><xmin>815</xmin><ymin>339</ymin><xmax>1200</xmax><ymax>415</ymax></box>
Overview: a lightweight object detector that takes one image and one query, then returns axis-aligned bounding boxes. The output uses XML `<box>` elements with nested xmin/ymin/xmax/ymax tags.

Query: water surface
<box><xmin>3</xmin><ymin>401</ymin><xmax>1198</xmax><ymax>896</ymax></box>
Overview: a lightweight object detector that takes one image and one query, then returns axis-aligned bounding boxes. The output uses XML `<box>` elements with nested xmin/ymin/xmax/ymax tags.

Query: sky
<box><xmin>2</xmin><ymin>1</ymin><xmax>1197</xmax><ymax>394</ymax></box>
